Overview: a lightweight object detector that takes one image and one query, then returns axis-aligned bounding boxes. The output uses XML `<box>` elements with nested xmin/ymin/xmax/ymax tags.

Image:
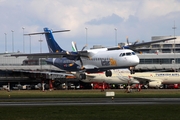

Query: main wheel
<box><xmin>79</xmin><ymin>73</ymin><xmax>86</xmax><ymax>80</ymax></box>
<box><xmin>105</xmin><ymin>70</ymin><xmax>112</xmax><ymax>77</ymax></box>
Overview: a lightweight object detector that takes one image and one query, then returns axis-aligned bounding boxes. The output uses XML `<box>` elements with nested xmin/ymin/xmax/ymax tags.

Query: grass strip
<box><xmin>0</xmin><ymin>89</ymin><xmax>180</xmax><ymax>98</ymax></box>
<box><xmin>0</xmin><ymin>105</ymin><xmax>180</xmax><ymax>120</ymax></box>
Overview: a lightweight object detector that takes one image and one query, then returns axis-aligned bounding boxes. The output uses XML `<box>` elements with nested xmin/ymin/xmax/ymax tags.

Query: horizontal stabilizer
<box><xmin>24</xmin><ymin>30</ymin><xmax>70</xmax><ymax>36</ymax></box>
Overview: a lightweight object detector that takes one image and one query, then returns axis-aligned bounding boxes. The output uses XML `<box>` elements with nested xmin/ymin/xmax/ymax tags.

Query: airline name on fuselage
<box><xmin>155</xmin><ymin>73</ymin><xmax>180</xmax><ymax>77</ymax></box>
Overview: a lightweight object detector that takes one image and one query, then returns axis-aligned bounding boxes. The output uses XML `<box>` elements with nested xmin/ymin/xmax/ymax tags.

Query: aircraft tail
<box><xmin>43</xmin><ymin>28</ymin><xmax>67</xmax><ymax>53</ymax></box>
<box><xmin>24</xmin><ymin>27</ymin><xmax>70</xmax><ymax>53</ymax></box>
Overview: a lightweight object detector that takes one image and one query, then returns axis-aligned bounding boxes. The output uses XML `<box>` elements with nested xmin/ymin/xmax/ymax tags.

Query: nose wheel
<box><xmin>130</xmin><ymin>69</ymin><xmax>135</xmax><ymax>74</ymax></box>
<box><xmin>105</xmin><ymin>70</ymin><xmax>112</xmax><ymax>77</ymax></box>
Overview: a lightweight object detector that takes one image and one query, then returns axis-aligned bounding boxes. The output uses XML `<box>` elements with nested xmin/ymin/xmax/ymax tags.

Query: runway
<box><xmin>1</xmin><ymin>98</ymin><xmax>180</xmax><ymax>106</ymax></box>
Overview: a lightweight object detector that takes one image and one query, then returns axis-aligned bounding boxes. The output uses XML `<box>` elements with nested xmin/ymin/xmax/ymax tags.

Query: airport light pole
<box><xmin>22</xmin><ymin>27</ymin><xmax>25</xmax><ymax>53</ymax></box>
<box><xmin>4</xmin><ymin>33</ymin><xmax>7</xmax><ymax>52</ymax></box>
<box><xmin>172</xmin><ymin>21</ymin><xmax>176</xmax><ymax>52</ymax></box>
<box><xmin>172</xmin><ymin>21</ymin><xmax>176</xmax><ymax>42</ymax></box>
<box><xmin>114</xmin><ymin>28</ymin><xmax>117</xmax><ymax>46</ymax></box>
<box><xmin>85</xmin><ymin>27</ymin><xmax>88</xmax><ymax>46</ymax></box>
<box><xmin>11</xmin><ymin>30</ymin><xmax>14</xmax><ymax>52</ymax></box>
<box><xmin>172</xmin><ymin>21</ymin><xmax>177</xmax><ymax>71</ymax></box>
<box><xmin>39</xmin><ymin>39</ymin><xmax>43</xmax><ymax>53</ymax></box>
<box><xmin>39</xmin><ymin>39</ymin><xmax>43</xmax><ymax>71</ymax></box>
<box><xmin>29</xmin><ymin>35</ymin><xmax>31</xmax><ymax>53</ymax></box>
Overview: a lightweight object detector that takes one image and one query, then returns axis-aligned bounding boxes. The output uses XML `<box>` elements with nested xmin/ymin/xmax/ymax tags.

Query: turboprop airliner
<box><xmin>11</xmin><ymin>27</ymin><xmax>139</xmax><ymax>80</ymax></box>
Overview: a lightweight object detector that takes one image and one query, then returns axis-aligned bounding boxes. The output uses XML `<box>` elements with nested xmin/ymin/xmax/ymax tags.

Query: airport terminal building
<box><xmin>134</xmin><ymin>36</ymin><xmax>180</xmax><ymax>71</ymax></box>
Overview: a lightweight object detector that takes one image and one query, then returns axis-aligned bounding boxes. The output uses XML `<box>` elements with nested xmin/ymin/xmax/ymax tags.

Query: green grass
<box><xmin>1</xmin><ymin>90</ymin><xmax>180</xmax><ymax>120</ymax></box>
<box><xmin>0</xmin><ymin>105</ymin><xmax>180</xmax><ymax>120</ymax></box>
<box><xmin>1</xmin><ymin>89</ymin><xmax>180</xmax><ymax>98</ymax></box>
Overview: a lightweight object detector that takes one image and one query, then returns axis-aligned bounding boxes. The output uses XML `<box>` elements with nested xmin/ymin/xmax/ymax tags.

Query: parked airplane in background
<box><xmin>120</xmin><ymin>72</ymin><xmax>180</xmax><ymax>88</ymax></box>
<box><xmin>11</xmin><ymin>28</ymin><xmax>139</xmax><ymax>80</ymax></box>
<box><xmin>73</xmin><ymin>70</ymin><xmax>139</xmax><ymax>84</ymax></box>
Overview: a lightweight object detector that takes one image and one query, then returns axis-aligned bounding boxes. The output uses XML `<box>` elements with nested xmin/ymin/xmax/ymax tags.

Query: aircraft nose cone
<box><xmin>130</xmin><ymin>55</ymin><xmax>139</xmax><ymax>66</ymax></box>
<box><xmin>134</xmin><ymin>56</ymin><xmax>140</xmax><ymax>65</ymax></box>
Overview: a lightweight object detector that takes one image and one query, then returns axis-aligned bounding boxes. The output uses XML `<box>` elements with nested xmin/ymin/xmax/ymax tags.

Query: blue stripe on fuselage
<box><xmin>46</xmin><ymin>58</ymin><xmax>80</xmax><ymax>71</ymax></box>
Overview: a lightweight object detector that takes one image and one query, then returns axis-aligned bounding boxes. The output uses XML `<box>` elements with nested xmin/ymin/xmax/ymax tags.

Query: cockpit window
<box><xmin>126</xmin><ymin>52</ymin><xmax>131</xmax><ymax>56</ymax></box>
<box><xmin>132</xmin><ymin>52</ymin><xmax>136</xmax><ymax>55</ymax></box>
<box><xmin>119</xmin><ymin>52</ymin><xmax>136</xmax><ymax>57</ymax></box>
<box><xmin>122</xmin><ymin>53</ymin><xmax>125</xmax><ymax>56</ymax></box>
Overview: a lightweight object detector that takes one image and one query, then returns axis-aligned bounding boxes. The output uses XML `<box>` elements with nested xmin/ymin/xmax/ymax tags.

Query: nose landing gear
<box><xmin>129</xmin><ymin>67</ymin><xmax>135</xmax><ymax>74</ymax></box>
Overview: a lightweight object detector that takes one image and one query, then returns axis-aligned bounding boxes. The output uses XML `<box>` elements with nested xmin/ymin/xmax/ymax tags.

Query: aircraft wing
<box><xmin>13</xmin><ymin>70</ymin><xmax>76</xmax><ymax>80</ymax></box>
<box><xmin>11</xmin><ymin>52</ymin><xmax>79</xmax><ymax>58</ymax></box>
<box><xmin>132</xmin><ymin>76</ymin><xmax>161</xmax><ymax>83</ymax></box>
<box><xmin>127</xmin><ymin>37</ymin><xmax>176</xmax><ymax>49</ymax></box>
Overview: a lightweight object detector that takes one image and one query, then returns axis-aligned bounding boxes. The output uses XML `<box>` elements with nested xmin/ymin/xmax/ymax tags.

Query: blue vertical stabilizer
<box><xmin>43</xmin><ymin>28</ymin><xmax>65</xmax><ymax>53</ymax></box>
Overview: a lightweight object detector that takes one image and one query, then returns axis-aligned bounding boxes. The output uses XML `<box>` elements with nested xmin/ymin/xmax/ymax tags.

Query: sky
<box><xmin>0</xmin><ymin>0</ymin><xmax>180</xmax><ymax>53</ymax></box>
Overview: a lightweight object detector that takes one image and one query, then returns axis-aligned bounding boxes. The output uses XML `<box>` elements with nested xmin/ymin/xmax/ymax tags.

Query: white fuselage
<box><xmin>81</xmin><ymin>70</ymin><xmax>139</xmax><ymax>84</ymax></box>
<box><xmin>122</xmin><ymin>72</ymin><xmax>180</xmax><ymax>84</ymax></box>
<box><xmin>76</xmin><ymin>48</ymin><xmax>139</xmax><ymax>70</ymax></box>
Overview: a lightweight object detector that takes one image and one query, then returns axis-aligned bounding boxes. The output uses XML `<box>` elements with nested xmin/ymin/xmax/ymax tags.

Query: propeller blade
<box><xmin>81</xmin><ymin>45</ymin><xmax>87</xmax><ymax>51</ymax></box>
<box><xmin>71</xmin><ymin>41</ymin><xmax>84</xmax><ymax>69</ymax></box>
<box><xmin>74</xmin><ymin>42</ymin><xmax>78</xmax><ymax>52</ymax></box>
<box><xmin>72</xmin><ymin>41</ymin><xmax>77</xmax><ymax>52</ymax></box>
<box><xmin>79</xmin><ymin>58</ymin><xmax>84</xmax><ymax>69</ymax></box>
<box><xmin>133</xmin><ymin>40</ymin><xmax>139</xmax><ymax>45</ymax></box>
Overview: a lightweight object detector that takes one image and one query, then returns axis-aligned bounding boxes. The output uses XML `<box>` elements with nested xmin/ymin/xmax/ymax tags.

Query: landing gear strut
<box><xmin>105</xmin><ymin>70</ymin><xmax>112</xmax><ymax>77</ymax></box>
<box><xmin>129</xmin><ymin>67</ymin><xmax>135</xmax><ymax>74</ymax></box>
<box><xmin>130</xmin><ymin>69</ymin><xmax>135</xmax><ymax>74</ymax></box>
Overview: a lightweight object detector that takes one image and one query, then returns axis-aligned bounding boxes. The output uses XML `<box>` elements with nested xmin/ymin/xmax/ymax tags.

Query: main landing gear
<box><xmin>105</xmin><ymin>70</ymin><xmax>112</xmax><ymax>77</ymax></box>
